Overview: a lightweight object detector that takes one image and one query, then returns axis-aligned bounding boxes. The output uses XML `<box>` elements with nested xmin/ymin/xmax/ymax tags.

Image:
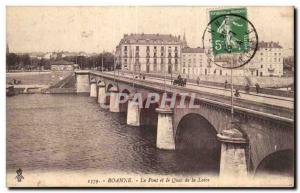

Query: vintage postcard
<box><xmin>6</xmin><ymin>6</ymin><xmax>294</xmax><ymax>187</ymax></box>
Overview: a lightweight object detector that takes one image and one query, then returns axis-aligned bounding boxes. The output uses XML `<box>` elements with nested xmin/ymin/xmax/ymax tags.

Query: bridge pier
<box><xmin>90</xmin><ymin>78</ymin><xmax>97</xmax><ymax>98</ymax></box>
<box><xmin>97</xmin><ymin>81</ymin><xmax>106</xmax><ymax>104</ymax></box>
<box><xmin>109</xmin><ymin>86</ymin><xmax>120</xmax><ymax>112</ymax></box>
<box><xmin>75</xmin><ymin>71</ymin><xmax>90</xmax><ymax>93</ymax></box>
<box><xmin>127</xmin><ymin>95</ymin><xmax>140</xmax><ymax>126</ymax></box>
<box><xmin>217</xmin><ymin>129</ymin><xmax>248</xmax><ymax>178</ymax></box>
<box><xmin>156</xmin><ymin>107</ymin><xmax>175</xmax><ymax>150</ymax></box>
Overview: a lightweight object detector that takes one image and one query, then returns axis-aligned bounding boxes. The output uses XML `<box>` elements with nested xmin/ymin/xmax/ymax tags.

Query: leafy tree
<box><xmin>6</xmin><ymin>53</ymin><xmax>19</xmax><ymax>70</ymax></box>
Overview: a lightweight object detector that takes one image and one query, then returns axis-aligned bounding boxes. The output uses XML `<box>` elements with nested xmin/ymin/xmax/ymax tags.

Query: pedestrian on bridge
<box><xmin>196</xmin><ymin>76</ymin><xmax>200</xmax><ymax>86</ymax></box>
<box><xmin>255</xmin><ymin>83</ymin><xmax>260</xmax><ymax>94</ymax></box>
<box><xmin>245</xmin><ymin>84</ymin><xmax>250</xmax><ymax>94</ymax></box>
<box><xmin>234</xmin><ymin>89</ymin><xmax>240</xmax><ymax>97</ymax></box>
<box><xmin>224</xmin><ymin>80</ymin><xmax>228</xmax><ymax>89</ymax></box>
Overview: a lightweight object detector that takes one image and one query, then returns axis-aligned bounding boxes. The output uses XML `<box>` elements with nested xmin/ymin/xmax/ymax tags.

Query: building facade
<box><xmin>181</xmin><ymin>47</ymin><xmax>235</xmax><ymax>78</ymax></box>
<box><xmin>116</xmin><ymin>33</ymin><xmax>185</xmax><ymax>75</ymax></box>
<box><xmin>181</xmin><ymin>41</ymin><xmax>284</xmax><ymax>79</ymax></box>
<box><xmin>181</xmin><ymin>47</ymin><xmax>206</xmax><ymax>78</ymax></box>
<box><xmin>251</xmin><ymin>41</ymin><xmax>284</xmax><ymax>77</ymax></box>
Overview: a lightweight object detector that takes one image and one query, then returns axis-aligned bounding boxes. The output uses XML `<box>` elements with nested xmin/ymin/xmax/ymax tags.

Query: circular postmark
<box><xmin>202</xmin><ymin>13</ymin><xmax>258</xmax><ymax>69</ymax></box>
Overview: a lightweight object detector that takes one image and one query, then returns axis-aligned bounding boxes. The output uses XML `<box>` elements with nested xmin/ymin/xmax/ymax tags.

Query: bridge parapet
<box><xmin>88</xmin><ymin>71</ymin><xmax>294</xmax><ymax>124</ymax></box>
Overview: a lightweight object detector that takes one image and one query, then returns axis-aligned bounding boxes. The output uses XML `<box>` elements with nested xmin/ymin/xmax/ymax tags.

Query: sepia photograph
<box><xmin>5</xmin><ymin>5</ymin><xmax>295</xmax><ymax>188</ymax></box>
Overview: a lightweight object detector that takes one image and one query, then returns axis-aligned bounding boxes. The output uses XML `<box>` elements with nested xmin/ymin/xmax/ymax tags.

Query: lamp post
<box><xmin>101</xmin><ymin>50</ymin><xmax>104</xmax><ymax>72</ymax></box>
<box><xmin>113</xmin><ymin>50</ymin><xmax>116</xmax><ymax>83</ymax></box>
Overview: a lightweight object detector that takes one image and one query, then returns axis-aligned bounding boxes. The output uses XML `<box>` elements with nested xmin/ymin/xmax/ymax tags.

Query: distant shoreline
<box><xmin>6</xmin><ymin>71</ymin><xmax>51</xmax><ymax>76</ymax></box>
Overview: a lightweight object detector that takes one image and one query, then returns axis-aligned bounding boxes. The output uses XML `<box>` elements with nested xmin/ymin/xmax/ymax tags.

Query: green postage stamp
<box><xmin>209</xmin><ymin>8</ymin><xmax>249</xmax><ymax>55</ymax></box>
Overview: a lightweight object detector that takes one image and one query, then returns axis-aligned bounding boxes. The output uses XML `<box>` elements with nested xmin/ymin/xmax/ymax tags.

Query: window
<box><xmin>136</xmin><ymin>46</ymin><xmax>139</xmax><ymax>51</ymax></box>
<box><xmin>153</xmin><ymin>59</ymin><xmax>157</xmax><ymax>64</ymax></box>
<box><xmin>274</xmin><ymin>58</ymin><xmax>277</xmax><ymax>62</ymax></box>
<box><xmin>124</xmin><ymin>46</ymin><xmax>127</xmax><ymax>51</ymax></box>
<box><xmin>279</xmin><ymin>58</ymin><xmax>281</xmax><ymax>62</ymax></box>
<box><xmin>161</xmin><ymin>46</ymin><xmax>164</xmax><ymax>51</ymax></box>
<box><xmin>154</xmin><ymin>46</ymin><xmax>157</xmax><ymax>50</ymax></box>
<box><xmin>261</xmin><ymin>58</ymin><xmax>263</xmax><ymax>61</ymax></box>
<box><xmin>175</xmin><ymin>58</ymin><xmax>178</xmax><ymax>64</ymax></box>
<box><xmin>146</xmin><ymin>46</ymin><xmax>150</xmax><ymax>51</ymax></box>
<box><xmin>261</xmin><ymin>52</ymin><xmax>263</xmax><ymax>55</ymax></box>
<box><xmin>161</xmin><ymin>58</ymin><xmax>164</xmax><ymax>64</ymax></box>
<box><xmin>146</xmin><ymin>58</ymin><xmax>150</xmax><ymax>64</ymax></box>
<box><xmin>261</xmin><ymin>65</ymin><xmax>263</xmax><ymax>68</ymax></box>
<box><xmin>168</xmin><ymin>58</ymin><xmax>171</xmax><ymax>64</ymax></box>
<box><xmin>274</xmin><ymin>53</ymin><xmax>277</xmax><ymax>56</ymax></box>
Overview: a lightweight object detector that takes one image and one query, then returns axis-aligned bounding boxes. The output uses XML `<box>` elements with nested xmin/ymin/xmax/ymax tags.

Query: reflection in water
<box><xmin>7</xmin><ymin>94</ymin><xmax>218</xmax><ymax>175</ymax></box>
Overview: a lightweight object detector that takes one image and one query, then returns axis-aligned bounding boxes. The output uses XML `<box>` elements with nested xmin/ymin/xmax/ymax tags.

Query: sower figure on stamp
<box><xmin>217</xmin><ymin>16</ymin><xmax>243</xmax><ymax>51</ymax></box>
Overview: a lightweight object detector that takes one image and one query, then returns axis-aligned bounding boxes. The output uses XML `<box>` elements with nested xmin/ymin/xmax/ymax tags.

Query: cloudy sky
<box><xmin>7</xmin><ymin>6</ymin><xmax>294</xmax><ymax>53</ymax></box>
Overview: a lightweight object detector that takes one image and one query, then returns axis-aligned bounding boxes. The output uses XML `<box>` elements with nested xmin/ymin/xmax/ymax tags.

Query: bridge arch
<box><xmin>175</xmin><ymin>113</ymin><xmax>221</xmax><ymax>174</ymax></box>
<box><xmin>255</xmin><ymin>149</ymin><xmax>294</xmax><ymax>177</ymax></box>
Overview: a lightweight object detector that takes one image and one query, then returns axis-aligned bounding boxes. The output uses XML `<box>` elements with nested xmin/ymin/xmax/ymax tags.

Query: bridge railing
<box><xmin>88</xmin><ymin>71</ymin><xmax>294</xmax><ymax>123</ymax></box>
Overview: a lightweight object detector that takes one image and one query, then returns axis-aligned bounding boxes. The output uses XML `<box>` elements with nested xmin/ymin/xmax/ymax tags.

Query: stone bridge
<box><xmin>75</xmin><ymin>70</ymin><xmax>294</xmax><ymax>177</ymax></box>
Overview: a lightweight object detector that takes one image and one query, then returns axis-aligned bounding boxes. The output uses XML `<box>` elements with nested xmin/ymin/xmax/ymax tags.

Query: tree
<box><xmin>6</xmin><ymin>53</ymin><xmax>19</xmax><ymax>70</ymax></box>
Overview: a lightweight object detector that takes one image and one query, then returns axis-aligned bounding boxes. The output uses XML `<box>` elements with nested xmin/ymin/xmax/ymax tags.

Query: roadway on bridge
<box><xmin>103</xmin><ymin>71</ymin><xmax>294</xmax><ymax>109</ymax></box>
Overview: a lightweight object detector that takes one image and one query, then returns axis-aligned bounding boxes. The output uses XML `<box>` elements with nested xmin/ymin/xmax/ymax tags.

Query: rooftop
<box><xmin>258</xmin><ymin>41</ymin><xmax>282</xmax><ymax>49</ymax></box>
<box><xmin>119</xmin><ymin>33</ymin><xmax>183</xmax><ymax>45</ymax></box>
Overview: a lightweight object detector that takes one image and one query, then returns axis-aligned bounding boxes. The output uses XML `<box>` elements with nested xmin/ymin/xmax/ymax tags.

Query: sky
<box><xmin>6</xmin><ymin>6</ymin><xmax>294</xmax><ymax>53</ymax></box>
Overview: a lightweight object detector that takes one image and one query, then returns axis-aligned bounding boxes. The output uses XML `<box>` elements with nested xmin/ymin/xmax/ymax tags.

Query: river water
<box><xmin>7</xmin><ymin>94</ymin><xmax>218</xmax><ymax>176</ymax></box>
